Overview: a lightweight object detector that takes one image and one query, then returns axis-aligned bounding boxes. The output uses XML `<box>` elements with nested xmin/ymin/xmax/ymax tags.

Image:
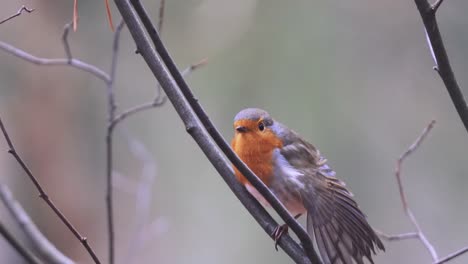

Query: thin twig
<box><xmin>73</xmin><ymin>0</ymin><xmax>78</xmax><ymax>31</ymax></box>
<box><xmin>0</xmin><ymin>5</ymin><xmax>34</xmax><ymax>25</ymax></box>
<box><xmin>105</xmin><ymin>0</ymin><xmax>115</xmax><ymax>31</ymax></box>
<box><xmin>0</xmin><ymin>41</ymin><xmax>110</xmax><ymax>83</ymax></box>
<box><xmin>0</xmin><ymin>117</ymin><xmax>101</xmax><ymax>264</ymax></box>
<box><xmin>0</xmin><ymin>185</ymin><xmax>74</xmax><ymax>264</ymax></box>
<box><xmin>431</xmin><ymin>0</ymin><xmax>444</xmax><ymax>12</ymax></box>
<box><xmin>413</xmin><ymin>0</ymin><xmax>468</xmax><ymax>133</ymax></box>
<box><xmin>436</xmin><ymin>246</ymin><xmax>468</xmax><ymax>264</ymax></box>
<box><xmin>0</xmin><ymin>220</ymin><xmax>43</xmax><ymax>264</ymax></box>
<box><xmin>111</xmin><ymin>58</ymin><xmax>207</xmax><ymax>127</ymax></box>
<box><xmin>105</xmin><ymin>19</ymin><xmax>125</xmax><ymax>264</ymax></box>
<box><xmin>127</xmin><ymin>1</ymin><xmax>320</xmax><ymax>262</ymax></box>
<box><xmin>158</xmin><ymin>0</ymin><xmax>166</xmax><ymax>32</ymax></box>
<box><xmin>375</xmin><ymin>230</ymin><xmax>419</xmax><ymax>241</ymax></box>
<box><xmin>396</xmin><ymin>120</ymin><xmax>436</xmax><ymax>211</ymax></box>
<box><xmin>113</xmin><ymin>0</ymin><xmax>313</xmax><ymax>262</ymax></box>
<box><xmin>62</xmin><ymin>23</ymin><xmax>73</xmax><ymax>62</ymax></box>
<box><xmin>394</xmin><ymin>120</ymin><xmax>437</xmax><ymax>261</ymax></box>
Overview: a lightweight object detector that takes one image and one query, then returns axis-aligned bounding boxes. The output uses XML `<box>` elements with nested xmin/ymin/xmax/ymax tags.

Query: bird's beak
<box><xmin>235</xmin><ymin>126</ymin><xmax>248</xmax><ymax>133</ymax></box>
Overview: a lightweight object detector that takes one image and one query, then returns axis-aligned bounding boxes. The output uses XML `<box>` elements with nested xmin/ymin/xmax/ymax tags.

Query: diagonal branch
<box><xmin>0</xmin><ymin>185</ymin><xmax>74</xmax><ymax>264</ymax></box>
<box><xmin>413</xmin><ymin>0</ymin><xmax>468</xmax><ymax>133</ymax></box>
<box><xmin>113</xmin><ymin>0</ymin><xmax>317</xmax><ymax>263</ymax></box>
<box><xmin>0</xmin><ymin>117</ymin><xmax>101</xmax><ymax>264</ymax></box>
<box><xmin>436</xmin><ymin>246</ymin><xmax>468</xmax><ymax>264</ymax></box>
<box><xmin>0</xmin><ymin>5</ymin><xmax>34</xmax><ymax>25</ymax></box>
<box><xmin>126</xmin><ymin>1</ymin><xmax>320</xmax><ymax>262</ymax></box>
<box><xmin>0</xmin><ymin>220</ymin><xmax>43</xmax><ymax>264</ymax></box>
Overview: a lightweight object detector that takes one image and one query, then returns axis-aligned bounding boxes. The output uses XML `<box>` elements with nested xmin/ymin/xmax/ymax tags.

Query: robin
<box><xmin>231</xmin><ymin>108</ymin><xmax>384</xmax><ymax>264</ymax></box>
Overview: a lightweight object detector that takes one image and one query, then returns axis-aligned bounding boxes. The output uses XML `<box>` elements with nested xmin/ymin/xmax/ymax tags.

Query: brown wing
<box><xmin>280</xmin><ymin>135</ymin><xmax>384</xmax><ymax>264</ymax></box>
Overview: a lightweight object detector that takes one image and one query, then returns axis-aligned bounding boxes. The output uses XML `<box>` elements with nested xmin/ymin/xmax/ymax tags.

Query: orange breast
<box><xmin>231</xmin><ymin>130</ymin><xmax>282</xmax><ymax>186</ymax></box>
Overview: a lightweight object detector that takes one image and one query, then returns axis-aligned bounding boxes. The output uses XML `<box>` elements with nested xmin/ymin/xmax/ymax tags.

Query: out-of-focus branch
<box><xmin>396</xmin><ymin>120</ymin><xmax>436</xmax><ymax>212</ymax></box>
<box><xmin>413</xmin><ymin>0</ymin><xmax>468</xmax><ymax>133</ymax></box>
<box><xmin>0</xmin><ymin>118</ymin><xmax>101</xmax><ymax>264</ymax></box>
<box><xmin>158</xmin><ymin>0</ymin><xmax>166</xmax><ymax>32</ymax></box>
<box><xmin>62</xmin><ymin>23</ymin><xmax>73</xmax><ymax>62</ymax></box>
<box><xmin>0</xmin><ymin>5</ymin><xmax>34</xmax><ymax>25</ymax></box>
<box><xmin>111</xmin><ymin>58</ymin><xmax>207</xmax><ymax>127</ymax></box>
<box><xmin>381</xmin><ymin>120</ymin><xmax>468</xmax><ymax>263</ymax></box>
<box><xmin>0</xmin><ymin>220</ymin><xmax>43</xmax><ymax>264</ymax></box>
<box><xmin>0</xmin><ymin>41</ymin><xmax>110</xmax><ymax>83</ymax></box>
<box><xmin>375</xmin><ymin>230</ymin><xmax>419</xmax><ymax>241</ymax></box>
<box><xmin>105</xmin><ymin>19</ymin><xmax>125</xmax><ymax>264</ymax></box>
<box><xmin>0</xmin><ymin>185</ymin><xmax>74</xmax><ymax>264</ymax></box>
<box><xmin>436</xmin><ymin>246</ymin><xmax>468</xmax><ymax>264</ymax></box>
<box><xmin>113</xmin><ymin>0</ymin><xmax>315</xmax><ymax>263</ymax></box>
<box><xmin>393</xmin><ymin>120</ymin><xmax>438</xmax><ymax>261</ymax></box>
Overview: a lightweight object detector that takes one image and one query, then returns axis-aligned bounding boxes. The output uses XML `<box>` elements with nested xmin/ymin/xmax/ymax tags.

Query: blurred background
<box><xmin>1</xmin><ymin>0</ymin><xmax>468</xmax><ymax>263</ymax></box>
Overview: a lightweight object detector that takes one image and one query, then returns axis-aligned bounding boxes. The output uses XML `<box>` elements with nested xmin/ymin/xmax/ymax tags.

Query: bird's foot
<box><xmin>271</xmin><ymin>214</ymin><xmax>302</xmax><ymax>251</ymax></box>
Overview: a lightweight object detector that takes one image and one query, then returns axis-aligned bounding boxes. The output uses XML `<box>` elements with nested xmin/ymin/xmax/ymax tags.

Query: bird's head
<box><xmin>232</xmin><ymin>108</ymin><xmax>283</xmax><ymax>148</ymax></box>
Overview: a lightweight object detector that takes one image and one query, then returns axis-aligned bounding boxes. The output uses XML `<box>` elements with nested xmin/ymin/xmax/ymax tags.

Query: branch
<box><xmin>0</xmin><ymin>220</ymin><xmax>43</xmax><ymax>264</ymax></box>
<box><xmin>62</xmin><ymin>23</ymin><xmax>73</xmax><ymax>62</ymax></box>
<box><xmin>113</xmin><ymin>0</ymin><xmax>315</xmax><ymax>263</ymax></box>
<box><xmin>0</xmin><ymin>5</ymin><xmax>34</xmax><ymax>25</ymax></box>
<box><xmin>413</xmin><ymin>0</ymin><xmax>468</xmax><ymax>133</ymax></box>
<box><xmin>382</xmin><ymin>120</ymin><xmax>468</xmax><ymax>263</ymax></box>
<box><xmin>0</xmin><ymin>185</ymin><xmax>74</xmax><ymax>264</ymax></box>
<box><xmin>111</xmin><ymin>58</ymin><xmax>206</xmax><ymax>127</ymax></box>
<box><xmin>394</xmin><ymin>120</ymin><xmax>438</xmax><ymax>260</ymax></box>
<box><xmin>436</xmin><ymin>246</ymin><xmax>468</xmax><ymax>264</ymax></box>
<box><xmin>0</xmin><ymin>41</ymin><xmax>110</xmax><ymax>83</ymax></box>
<box><xmin>105</xmin><ymin>19</ymin><xmax>125</xmax><ymax>264</ymax></box>
<box><xmin>375</xmin><ymin>230</ymin><xmax>419</xmax><ymax>241</ymax></box>
<box><xmin>0</xmin><ymin>117</ymin><xmax>101</xmax><ymax>264</ymax></box>
<box><xmin>158</xmin><ymin>0</ymin><xmax>166</xmax><ymax>32</ymax></box>
<box><xmin>126</xmin><ymin>0</ymin><xmax>320</xmax><ymax>262</ymax></box>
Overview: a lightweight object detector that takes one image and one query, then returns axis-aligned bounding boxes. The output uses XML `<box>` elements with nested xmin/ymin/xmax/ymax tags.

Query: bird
<box><xmin>231</xmin><ymin>108</ymin><xmax>384</xmax><ymax>264</ymax></box>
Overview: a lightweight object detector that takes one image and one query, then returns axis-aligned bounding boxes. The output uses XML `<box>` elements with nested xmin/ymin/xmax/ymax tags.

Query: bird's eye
<box><xmin>258</xmin><ymin>122</ymin><xmax>265</xmax><ymax>131</ymax></box>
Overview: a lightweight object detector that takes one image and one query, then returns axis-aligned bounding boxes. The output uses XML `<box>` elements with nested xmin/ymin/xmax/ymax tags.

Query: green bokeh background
<box><xmin>1</xmin><ymin>0</ymin><xmax>468</xmax><ymax>263</ymax></box>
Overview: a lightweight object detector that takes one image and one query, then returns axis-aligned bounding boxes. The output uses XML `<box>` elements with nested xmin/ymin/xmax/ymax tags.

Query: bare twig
<box><xmin>0</xmin><ymin>185</ymin><xmax>74</xmax><ymax>264</ymax></box>
<box><xmin>396</xmin><ymin>120</ymin><xmax>436</xmax><ymax>211</ymax></box>
<box><xmin>0</xmin><ymin>118</ymin><xmax>101</xmax><ymax>264</ymax></box>
<box><xmin>393</xmin><ymin>120</ymin><xmax>438</xmax><ymax>261</ymax></box>
<box><xmin>375</xmin><ymin>230</ymin><xmax>419</xmax><ymax>241</ymax></box>
<box><xmin>158</xmin><ymin>0</ymin><xmax>166</xmax><ymax>32</ymax></box>
<box><xmin>0</xmin><ymin>41</ymin><xmax>110</xmax><ymax>83</ymax></box>
<box><xmin>413</xmin><ymin>0</ymin><xmax>468</xmax><ymax>133</ymax></box>
<box><xmin>0</xmin><ymin>220</ymin><xmax>43</xmax><ymax>264</ymax></box>
<box><xmin>62</xmin><ymin>23</ymin><xmax>73</xmax><ymax>62</ymax></box>
<box><xmin>73</xmin><ymin>0</ymin><xmax>78</xmax><ymax>31</ymax></box>
<box><xmin>105</xmin><ymin>0</ymin><xmax>115</xmax><ymax>31</ymax></box>
<box><xmin>0</xmin><ymin>5</ymin><xmax>34</xmax><ymax>25</ymax></box>
<box><xmin>387</xmin><ymin>120</ymin><xmax>468</xmax><ymax>263</ymax></box>
<box><xmin>111</xmin><ymin>58</ymin><xmax>207</xmax><ymax>127</ymax></box>
<box><xmin>125</xmin><ymin>0</ymin><xmax>320</xmax><ymax>262</ymax></box>
<box><xmin>436</xmin><ymin>246</ymin><xmax>468</xmax><ymax>264</ymax></box>
<box><xmin>114</xmin><ymin>0</ymin><xmax>314</xmax><ymax>262</ymax></box>
<box><xmin>431</xmin><ymin>0</ymin><xmax>444</xmax><ymax>12</ymax></box>
<box><xmin>105</xmin><ymin>19</ymin><xmax>125</xmax><ymax>264</ymax></box>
